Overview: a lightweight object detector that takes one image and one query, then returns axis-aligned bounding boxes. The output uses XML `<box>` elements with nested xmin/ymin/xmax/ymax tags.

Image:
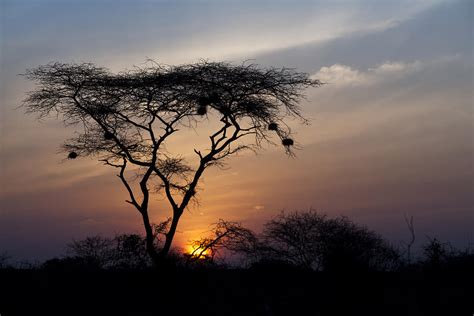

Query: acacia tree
<box><xmin>23</xmin><ymin>61</ymin><xmax>319</xmax><ymax>266</ymax></box>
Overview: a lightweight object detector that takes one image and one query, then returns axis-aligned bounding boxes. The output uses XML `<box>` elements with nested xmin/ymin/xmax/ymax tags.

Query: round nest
<box><xmin>197</xmin><ymin>106</ymin><xmax>207</xmax><ymax>115</ymax></box>
<box><xmin>198</xmin><ymin>96</ymin><xmax>210</xmax><ymax>107</ymax></box>
<box><xmin>104</xmin><ymin>131</ymin><xmax>114</xmax><ymax>140</ymax></box>
<box><xmin>208</xmin><ymin>92</ymin><xmax>220</xmax><ymax>104</ymax></box>
<box><xmin>268</xmin><ymin>123</ymin><xmax>278</xmax><ymax>131</ymax></box>
<box><xmin>282</xmin><ymin>138</ymin><xmax>294</xmax><ymax>146</ymax></box>
<box><xmin>68</xmin><ymin>152</ymin><xmax>78</xmax><ymax>159</ymax></box>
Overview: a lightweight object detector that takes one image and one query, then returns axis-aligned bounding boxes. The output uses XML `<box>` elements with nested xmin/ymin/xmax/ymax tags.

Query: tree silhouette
<box><xmin>422</xmin><ymin>237</ymin><xmax>452</xmax><ymax>269</ymax></box>
<box><xmin>403</xmin><ymin>214</ymin><xmax>416</xmax><ymax>265</ymax></box>
<box><xmin>186</xmin><ymin>220</ymin><xmax>258</xmax><ymax>266</ymax></box>
<box><xmin>113</xmin><ymin>233</ymin><xmax>151</xmax><ymax>269</ymax></box>
<box><xmin>255</xmin><ymin>210</ymin><xmax>400</xmax><ymax>271</ymax></box>
<box><xmin>66</xmin><ymin>235</ymin><xmax>115</xmax><ymax>268</ymax></box>
<box><xmin>0</xmin><ymin>251</ymin><xmax>11</xmax><ymax>269</ymax></box>
<box><xmin>23</xmin><ymin>61</ymin><xmax>319</xmax><ymax>267</ymax></box>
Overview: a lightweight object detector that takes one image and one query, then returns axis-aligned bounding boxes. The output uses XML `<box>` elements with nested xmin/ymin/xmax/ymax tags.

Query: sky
<box><xmin>0</xmin><ymin>0</ymin><xmax>473</xmax><ymax>262</ymax></box>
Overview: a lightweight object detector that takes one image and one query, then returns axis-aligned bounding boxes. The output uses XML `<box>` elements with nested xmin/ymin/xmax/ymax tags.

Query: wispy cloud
<box><xmin>312</xmin><ymin>61</ymin><xmax>423</xmax><ymax>86</ymax></box>
<box><xmin>311</xmin><ymin>55</ymin><xmax>461</xmax><ymax>87</ymax></box>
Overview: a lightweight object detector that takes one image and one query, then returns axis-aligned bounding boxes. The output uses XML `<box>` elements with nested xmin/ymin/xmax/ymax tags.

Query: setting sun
<box><xmin>186</xmin><ymin>245</ymin><xmax>212</xmax><ymax>260</ymax></box>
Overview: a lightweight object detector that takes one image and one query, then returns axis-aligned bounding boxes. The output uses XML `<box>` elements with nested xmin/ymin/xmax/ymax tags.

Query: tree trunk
<box><xmin>141</xmin><ymin>207</ymin><xmax>180</xmax><ymax>271</ymax></box>
<box><xmin>140</xmin><ymin>209</ymin><xmax>162</xmax><ymax>267</ymax></box>
<box><xmin>161</xmin><ymin>211</ymin><xmax>182</xmax><ymax>257</ymax></box>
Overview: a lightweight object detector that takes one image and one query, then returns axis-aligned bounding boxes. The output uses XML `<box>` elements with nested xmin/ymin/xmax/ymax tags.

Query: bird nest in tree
<box><xmin>197</xmin><ymin>106</ymin><xmax>207</xmax><ymax>116</ymax></box>
<box><xmin>103</xmin><ymin>131</ymin><xmax>114</xmax><ymax>140</ymax></box>
<box><xmin>198</xmin><ymin>96</ymin><xmax>210</xmax><ymax>107</ymax></box>
<box><xmin>68</xmin><ymin>152</ymin><xmax>78</xmax><ymax>159</ymax></box>
<box><xmin>198</xmin><ymin>92</ymin><xmax>220</xmax><ymax>107</ymax></box>
<box><xmin>282</xmin><ymin>138</ymin><xmax>294</xmax><ymax>146</ymax></box>
<box><xmin>268</xmin><ymin>123</ymin><xmax>278</xmax><ymax>131</ymax></box>
<box><xmin>208</xmin><ymin>92</ymin><xmax>220</xmax><ymax>104</ymax></box>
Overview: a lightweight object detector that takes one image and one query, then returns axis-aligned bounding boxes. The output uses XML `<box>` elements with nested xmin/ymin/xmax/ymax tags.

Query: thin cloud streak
<box><xmin>311</xmin><ymin>55</ymin><xmax>461</xmax><ymax>87</ymax></box>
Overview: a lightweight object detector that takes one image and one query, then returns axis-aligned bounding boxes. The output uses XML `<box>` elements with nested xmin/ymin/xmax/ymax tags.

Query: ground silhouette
<box><xmin>1</xmin><ymin>211</ymin><xmax>473</xmax><ymax>315</ymax></box>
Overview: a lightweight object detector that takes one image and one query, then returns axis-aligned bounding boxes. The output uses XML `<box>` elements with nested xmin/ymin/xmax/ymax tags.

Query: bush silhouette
<box><xmin>244</xmin><ymin>210</ymin><xmax>401</xmax><ymax>271</ymax></box>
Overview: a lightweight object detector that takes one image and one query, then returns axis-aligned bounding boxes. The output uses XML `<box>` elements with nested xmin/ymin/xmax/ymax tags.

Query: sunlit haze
<box><xmin>0</xmin><ymin>0</ymin><xmax>472</xmax><ymax>262</ymax></box>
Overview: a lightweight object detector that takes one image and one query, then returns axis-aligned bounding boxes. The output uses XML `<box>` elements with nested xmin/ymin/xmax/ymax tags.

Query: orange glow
<box><xmin>186</xmin><ymin>245</ymin><xmax>211</xmax><ymax>260</ymax></box>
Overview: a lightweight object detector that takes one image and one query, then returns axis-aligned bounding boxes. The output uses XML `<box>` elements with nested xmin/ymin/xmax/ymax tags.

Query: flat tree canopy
<box><xmin>24</xmin><ymin>60</ymin><xmax>320</xmax><ymax>265</ymax></box>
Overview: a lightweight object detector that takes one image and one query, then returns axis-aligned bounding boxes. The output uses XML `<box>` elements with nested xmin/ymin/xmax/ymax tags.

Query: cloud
<box><xmin>311</xmin><ymin>55</ymin><xmax>462</xmax><ymax>87</ymax></box>
<box><xmin>312</xmin><ymin>60</ymin><xmax>424</xmax><ymax>86</ymax></box>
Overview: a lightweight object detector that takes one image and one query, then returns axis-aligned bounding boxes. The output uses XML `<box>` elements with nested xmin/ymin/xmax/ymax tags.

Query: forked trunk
<box><xmin>161</xmin><ymin>213</ymin><xmax>181</xmax><ymax>256</ymax></box>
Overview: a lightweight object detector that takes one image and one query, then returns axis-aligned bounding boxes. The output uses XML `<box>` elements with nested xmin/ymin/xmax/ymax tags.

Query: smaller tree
<box><xmin>402</xmin><ymin>214</ymin><xmax>416</xmax><ymax>265</ymax></box>
<box><xmin>186</xmin><ymin>220</ymin><xmax>258</xmax><ymax>266</ymax></box>
<box><xmin>113</xmin><ymin>234</ymin><xmax>150</xmax><ymax>269</ymax></box>
<box><xmin>0</xmin><ymin>251</ymin><xmax>11</xmax><ymax>269</ymax></box>
<box><xmin>421</xmin><ymin>237</ymin><xmax>452</xmax><ymax>268</ymax></box>
<box><xmin>258</xmin><ymin>210</ymin><xmax>400</xmax><ymax>271</ymax></box>
<box><xmin>260</xmin><ymin>211</ymin><xmax>326</xmax><ymax>269</ymax></box>
<box><xmin>66</xmin><ymin>235</ymin><xmax>115</xmax><ymax>268</ymax></box>
<box><xmin>66</xmin><ymin>233</ymin><xmax>157</xmax><ymax>269</ymax></box>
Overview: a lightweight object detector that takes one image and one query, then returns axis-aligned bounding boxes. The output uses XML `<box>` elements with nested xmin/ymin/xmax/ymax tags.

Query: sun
<box><xmin>186</xmin><ymin>245</ymin><xmax>211</xmax><ymax>260</ymax></box>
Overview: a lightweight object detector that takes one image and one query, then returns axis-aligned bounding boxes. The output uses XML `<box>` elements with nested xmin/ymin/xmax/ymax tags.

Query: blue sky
<box><xmin>0</xmin><ymin>0</ymin><xmax>472</xmax><ymax>261</ymax></box>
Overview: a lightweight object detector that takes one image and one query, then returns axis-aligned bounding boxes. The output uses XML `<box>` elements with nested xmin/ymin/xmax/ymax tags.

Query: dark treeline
<box><xmin>1</xmin><ymin>210</ymin><xmax>473</xmax><ymax>315</ymax></box>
